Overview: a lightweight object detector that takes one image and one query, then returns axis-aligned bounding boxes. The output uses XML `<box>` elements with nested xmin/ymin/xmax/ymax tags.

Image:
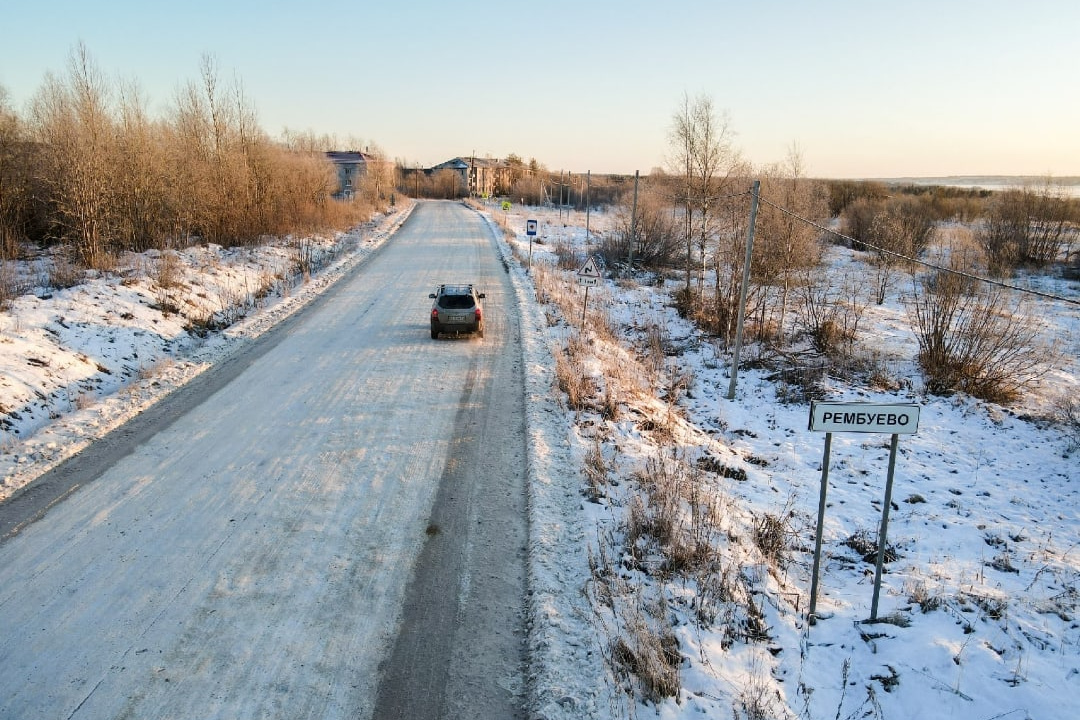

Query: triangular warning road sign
<box><xmin>577</xmin><ymin>257</ymin><xmax>602</xmax><ymax>278</ymax></box>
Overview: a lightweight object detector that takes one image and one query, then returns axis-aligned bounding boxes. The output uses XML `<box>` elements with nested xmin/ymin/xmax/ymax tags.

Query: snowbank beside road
<box><xmin>0</xmin><ymin>203</ymin><xmax>414</xmax><ymax>501</ymax></box>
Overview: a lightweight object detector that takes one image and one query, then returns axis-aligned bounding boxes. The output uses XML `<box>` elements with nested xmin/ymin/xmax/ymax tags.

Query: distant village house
<box><xmin>430</xmin><ymin>157</ymin><xmax>514</xmax><ymax>198</ymax></box>
<box><xmin>325</xmin><ymin>151</ymin><xmax>396</xmax><ymax>200</ymax></box>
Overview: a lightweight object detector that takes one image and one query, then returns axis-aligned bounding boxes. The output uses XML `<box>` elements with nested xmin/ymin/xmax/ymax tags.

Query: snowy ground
<box><xmin>2</xmin><ymin>197</ymin><xmax>1079</xmax><ymax>719</ymax></box>
<box><xmin>488</xmin><ymin>202</ymin><xmax>1080</xmax><ymax>720</ymax></box>
<box><xmin>0</xmin><ymin>207</ymin><xmax>413</xmax><ymax>500</ymax></box>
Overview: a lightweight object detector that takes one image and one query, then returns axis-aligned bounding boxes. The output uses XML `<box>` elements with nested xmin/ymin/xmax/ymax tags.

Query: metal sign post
<box><xmin>870</xmin><ymin>433</ymin><xmax>901</xmax><ymax>621</ymax></box>
<box><xmin>807</xmin><ymin>402</ymin><xmax>920</xmax><ymax>625</ymax></box>
<box><xmin>526</xmin><ymin>219</ymin><xmax>537</xmax><ymax>273</ymax></box>
<box><xmin>807</xmin><ymin>431</ymin><xmax>833</xmax><ymax>625</ymax></box>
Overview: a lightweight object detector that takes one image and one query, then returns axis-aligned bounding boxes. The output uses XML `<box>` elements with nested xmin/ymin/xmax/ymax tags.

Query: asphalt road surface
<box><xmin>0</xmin><ymin>201</ymin><xmax>528</xmax><ymax>719</ymax></box>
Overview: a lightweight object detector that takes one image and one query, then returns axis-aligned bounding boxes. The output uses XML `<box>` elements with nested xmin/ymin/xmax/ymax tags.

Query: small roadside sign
<box><xmin>526</xmin><ymin>219</ymin><xmax>537</xmax><ymax>236</ymax></box>
<box><xmin>805</xmin><ymin>399</ymin><xmax>921</xmax><ymax>626</ymax></box>
<box><xmin>808</xmin><ymin>402</ymin><xmax>920</xmax><ymax>435</ymax></box>
<box><xmin>575</xmin><ymin>256</ymin><xmax>603</xmax><ymax>331</ymax></box>
<box><xmin>577</xmin><ymin>256</ymin><xmax>602</xmax><ymax>279</ymax></box>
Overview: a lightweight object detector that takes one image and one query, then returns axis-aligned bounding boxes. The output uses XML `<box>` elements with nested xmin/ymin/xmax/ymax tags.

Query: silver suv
<box><xmin>429</xmin><ymin>284</ymin><xmax>485</xmax><ymax>339</ymax></box>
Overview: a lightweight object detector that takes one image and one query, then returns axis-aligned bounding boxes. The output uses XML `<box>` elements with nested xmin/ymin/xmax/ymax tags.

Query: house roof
<box><xmin>431</xmin><ymin>157</ymin><xmax>510</xmax><ymax>171</ymax></box>
<box><xmin>326</xmin><ymin>151</ymin><xmax>371</xmax><ymax>165</ymax></box>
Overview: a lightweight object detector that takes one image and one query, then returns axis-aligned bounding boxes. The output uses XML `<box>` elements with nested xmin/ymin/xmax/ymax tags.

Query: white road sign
<box><xmin>808</xmin><ymin>402</ymin><xmax>920</xmax><ymax>434</ymax></box>
<box><xmin>577</xmin><ymin>257</ymin><xmax>602</xmax><ymax>279</ymax></box>
<box><xmin>526</xmin><ymin>219</ymin><xmax>537</xmax><ymax>236</ymax></box>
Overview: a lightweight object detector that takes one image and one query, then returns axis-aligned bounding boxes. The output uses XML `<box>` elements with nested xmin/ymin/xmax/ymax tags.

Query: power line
<box><xmin>656</xmin><ymin>189</ymin><xmax>751</xmax><ymax>204</ymax></box>
<box><xmin>754</xmin><ymin>190</ymin><xmax>1080</xmax><ymax>308</ymax></box>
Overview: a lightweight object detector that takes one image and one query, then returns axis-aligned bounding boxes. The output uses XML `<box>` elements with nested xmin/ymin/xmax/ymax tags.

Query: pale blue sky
<box><xmin>2</xmin><ymin>0</ymin><xmax>1077</xmax><ymax>177</ymax></box>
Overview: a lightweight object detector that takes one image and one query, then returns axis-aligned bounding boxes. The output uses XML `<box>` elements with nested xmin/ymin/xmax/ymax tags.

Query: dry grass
<box><xmin>527</xmin><ymin>253</ymin><xmax>802</xmax><ymax>706</ymax></box>
<box><xmin>45</xmin><ymin>251</ymin><xmax>87</xmax><ymax>290</ymax></box>
<box><xmin>554</xmin><ymin>335</ymin><xmax>595</xmax><ymax>411</ymax></box>
<box><xmin>609</xmin><ymin>592</ymin><xmax>681</xmax><ymax>703</ymax></box>
<box><xmin>583</xmin><ymin>438</ymin><xmax>611</xmax><ymax>501</ymax></box>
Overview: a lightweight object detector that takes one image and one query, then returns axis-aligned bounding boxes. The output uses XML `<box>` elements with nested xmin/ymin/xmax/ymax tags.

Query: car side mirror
<box><xmin>478</xmin><ymin>293</ymin><xmax>486</xmax><ymax>298</ymax></box>
<box><xmin>428</xmin><ymin>293</ymin><xmax>437</xmax><ymax>298</ymax></box>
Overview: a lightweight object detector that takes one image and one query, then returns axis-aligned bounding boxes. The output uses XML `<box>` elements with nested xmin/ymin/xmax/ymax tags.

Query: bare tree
<box><xmin>10</xmin><ymin>44</ymin><xmax>386</xmax><ymax>275</ymax></box>
<box><xmin>0</xmin><ymin>84</ymin><xmax>36</xmax><ymax>260</ymax></box>
<box><xmin>666</xmin><ymin>94</ymin><xmax>740</xmax><ymax>294</ymax></box>
<box><xmin>754</xmin><ymin>145</ymin><xmax>827</xmax><ymax>341</ymax></box>
<box><xmin>667</xmin><ymin>94</ymin><xmax>697</xmax><ymax>290</ymax></box>
<box><xmin>30</xmin><ymin>42</ymin><xmax>116</xmax><ymax>268</ymax></box>
<box><xmin>115</xmin><ymin>79</ymin><xmax>171</xmax><ymax>251</ymax></box>
<box><xmin>356</xmin><ymin>143</ymin><xmax>396</xmax><ymax>204</ymax></box>
<box><xmin>664</xmin><ymin>93</ymin><xmax>747</xmax><ymax>344</ymax></box>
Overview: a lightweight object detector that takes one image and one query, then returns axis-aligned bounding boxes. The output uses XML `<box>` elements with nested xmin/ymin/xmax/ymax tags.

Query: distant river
<box><xmin>875</xmin><ymin>176</ymin><xmax>1080</xmax><ymax>197</ymax></box>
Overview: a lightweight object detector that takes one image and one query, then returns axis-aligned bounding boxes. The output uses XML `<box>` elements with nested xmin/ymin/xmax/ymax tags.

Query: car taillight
<box><xmin>475</xmin><ymin>307</ymin><xmax>482</xmax><ymax>320</ymax></box>
<box><xmin>431</xmin><ymin>308</ymin><xmax>440</xmax><ymax>319</ymax></box>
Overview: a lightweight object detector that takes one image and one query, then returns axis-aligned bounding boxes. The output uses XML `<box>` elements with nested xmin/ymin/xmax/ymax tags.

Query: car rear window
<box><xmin>439</xmin><ymin>294</ymin><xmax>475</xmax><ymax>310</ymax></box>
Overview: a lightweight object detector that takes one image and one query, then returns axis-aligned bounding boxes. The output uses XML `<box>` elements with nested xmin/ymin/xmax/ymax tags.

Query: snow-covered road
<box><xmin>0</xmin><ymin>201</ymin><xmax>528</xmax><ymax>719</ymax></box>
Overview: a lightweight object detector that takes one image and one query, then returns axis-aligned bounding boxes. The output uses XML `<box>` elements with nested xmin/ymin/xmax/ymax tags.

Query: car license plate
<box><xmin>449</xmin><ymin>314</ymin><xmax>467</xmax><ymax>323</ymax></box>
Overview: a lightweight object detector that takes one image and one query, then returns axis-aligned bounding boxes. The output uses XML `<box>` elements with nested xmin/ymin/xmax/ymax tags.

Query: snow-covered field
<box><xmin>2</xmin><ymin>197</ymin><xmax>1079</xmax><ymax>719</ymax></box>
<box><xmin>491</xmin><ymin>202</ymin><xmax>1080</xmax><ymax>720</ymax></box>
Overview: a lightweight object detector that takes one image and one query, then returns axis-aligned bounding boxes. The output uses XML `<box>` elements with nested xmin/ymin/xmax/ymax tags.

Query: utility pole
<box><xmin>585</xmin><ymin>170</ymin><xmax>591</xmax><ymax>251</ymax></box>
<box><xmin>628</xmin><ymin>170</ymin><xmax>639</xmax><ymax>269</ymax></box>
<box><xmin>726</xmin><ymin>180</ymin><xmax>759</xmax><ymax>400</ymax></box>
<box><xmin>559</xmin><ymin>170</ymin><xmax>565</xmax><ymax>221</ymax></box>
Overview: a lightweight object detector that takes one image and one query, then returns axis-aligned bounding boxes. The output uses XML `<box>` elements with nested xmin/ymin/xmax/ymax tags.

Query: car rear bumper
<box><xmin>431</xmin><ymin>321</ymin><xmax>482</xmax><ymax>335</ymax></box>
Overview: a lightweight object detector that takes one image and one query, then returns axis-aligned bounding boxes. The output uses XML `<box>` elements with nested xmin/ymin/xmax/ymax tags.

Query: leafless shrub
<box><xmin>978</xmin><ymin>185</ymin><xmax>1077</xmax><ymax>273</ymax></box>
<box><xmin>12</xmin><ymin>46</ymin><xmax>374</xmax><ymax>270</ymax></box>
<box><xmin>960</xmin><ymin>590</ymin><xmax>1009</xmax><ymax>621</ymax></box>
<box><xmin>905</xmin><ymin>579</ymin><xmax>944</xmax><ymax>612</ymax></box>
<box><xmin>1053</xmin><ymin>393</ymin><xmax>1080</xmax><ymax>450</ymax></box>
<box><xmin>796</xmin><ymin>267</ymin><xmax>866</xmax><ymax>358</ymax></box>
<box><xmin>152</xmin><ymin>250</ymin><xmax>185</xmax><ymax>315</ymax></box>
<box><xmin>735</xmin><ymin>659</ymin><xmax>784</xmax><ymax>720</ymax></box>
<box><xmin>907</xmin><ymin>259</ymin><xmax>1053</xmax><ymax>402</ymax></box>
<box><xmin>842</xmin><ymin>529</ymin><xmax>897</xmax><ymax>564</ymax></box>
<box><xmin>552</xmin><ymin>239</ymin><xmax>579</xmax><ymax>270</ymax></box>
<box><xmin>598</xmin><ymin>192</ymin><xmax>682</xmax><ymax>271</ymax></box>
<box><xmin>630</xmin><ymin>456</ymin><xmax>684</xmax><ymax>551</ymax></box>
<box><xmin>155</xmin><ymin>249</ymin><xmax>182</xmax><ymax>289</ymax></box>
<box><xmin>641</xmin><ymin>322</ymin><xmax>667</xmax><ymax>380</ymax></box>
<box><xmin>753</xmin><ymin>510</ymin><xmax>791</xmax><ymax>570</ymax></box>
<box><xmin>843</xmin><ymin>195</ymin><xmax>936</xmax><ymax>259</ymax></box>
<box><xmin>769</xmin><ymin>358</ymin><xmax>829</xmax><ymax>405</ymax></box>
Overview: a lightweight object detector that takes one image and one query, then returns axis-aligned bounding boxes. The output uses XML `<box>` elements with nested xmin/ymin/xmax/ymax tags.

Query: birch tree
<box><xmin>666</xmin><ymin>93</ymin><xmax>742</xmax><ymax>335</ymax></box>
